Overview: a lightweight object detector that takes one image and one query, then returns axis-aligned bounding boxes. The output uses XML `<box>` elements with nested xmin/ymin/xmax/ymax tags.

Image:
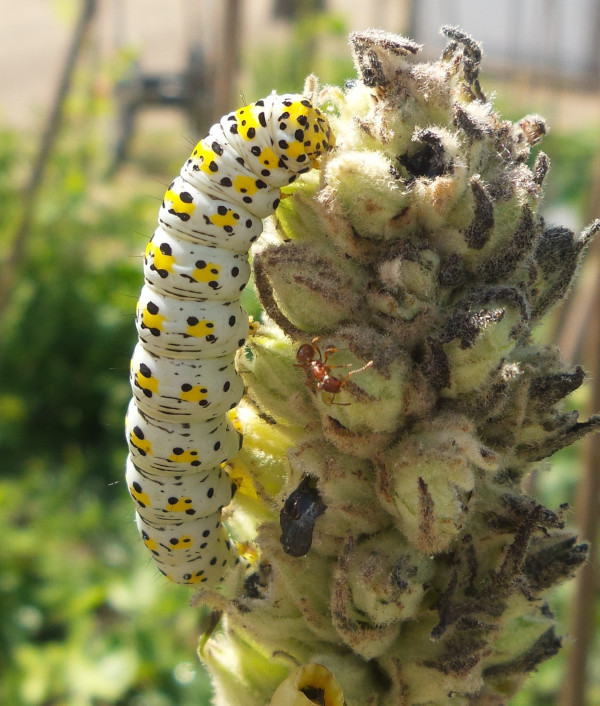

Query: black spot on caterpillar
<box><xmin>125</xmin><ymin>94</ymin><xmax>334</xmax><ymax>585</ymax></box>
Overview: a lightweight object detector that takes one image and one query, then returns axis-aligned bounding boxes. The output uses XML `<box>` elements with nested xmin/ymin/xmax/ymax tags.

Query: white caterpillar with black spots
<box><xmin>125</xmin><ymin>93</ymin><xmax>334</xmax><ymax>586</ymax></box>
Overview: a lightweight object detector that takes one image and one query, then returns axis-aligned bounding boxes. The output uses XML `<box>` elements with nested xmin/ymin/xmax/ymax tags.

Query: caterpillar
<box><xmin>125</xmin><ymin>93</ymin><xmax>334</xmax><ymax>586</ymax></box>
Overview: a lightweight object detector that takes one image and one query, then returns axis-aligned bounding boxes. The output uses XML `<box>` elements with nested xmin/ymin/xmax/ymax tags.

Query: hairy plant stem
<box><xmin>195</xmin><ymin>28</ymin><xmax>600</xmax><ymax>706</ymax></box>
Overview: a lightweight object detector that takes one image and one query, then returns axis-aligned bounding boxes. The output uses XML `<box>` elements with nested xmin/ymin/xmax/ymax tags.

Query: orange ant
<box><xmin>295</xmin><ymin>337</ymin><xmax>373</xmax><ymax>404</ymax></box>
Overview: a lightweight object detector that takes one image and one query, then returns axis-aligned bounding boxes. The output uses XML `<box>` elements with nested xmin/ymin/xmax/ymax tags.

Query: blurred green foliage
<box><xmin>539</xmin><ymin>125</ymin><xmax>600</xmax><ymax>212</ymax></box>
<box><xmin>243</xmin><ymin>11</ymin><xmax>352</xmax><ymax>100</ymax></box>
<box><xmin>0</xmin><ymin>120</ymin><xmax>215</xmax><ymax>704</ymax></box>
<box><xmin>0</xmin><ymin>13</ymin><xmax>598</xmax><ymax>705</ymax></box>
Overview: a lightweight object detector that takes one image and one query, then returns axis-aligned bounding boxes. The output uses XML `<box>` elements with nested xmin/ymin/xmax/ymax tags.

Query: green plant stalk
<box><xmin>197</xmin><ymin>29</ymin><xmax>600</xmax><ymax>705</ymax></box>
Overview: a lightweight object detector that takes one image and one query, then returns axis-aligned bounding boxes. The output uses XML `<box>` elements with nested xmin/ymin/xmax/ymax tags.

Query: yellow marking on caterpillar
<box><xmin>135</xmin><ymin>370</ymin><xmax>159</xmax><ymax>395</ymax></box>
<box><xmin>170</xmin><ymin>535</ymin><xmax>192</xmax><ymax>549</ymax></box>
<box><xmin>285</xmin><ymin>139</ymin><xmax>309</xmax><ymax>160</ymax></box>
<box><xmin>288</xmin><ymin>101</ymin><xmax>318</xmax><ymax>123</ymax></box>
<box><xmin>234</xmin><ymin>106</ymin><xmax>261</xmax><ymax>140</ymax></box>
<box><xmin>180</xmin><ymin>385</ymin><xmax>208</xmax><ymax>403</ymax></box>
<box><xmin>191</xmin><ymin>141</ymin><xmax>220</xmax><ymax>175</ymax></box>
<box><xmin>210</xmin><ymin>209</ymin><xmax>238</xmax><ymax>229</ymax></box>
<box><xmin>168</xmin><ymin>448</ymin><xmax>200</xmax><ymax>463</ymax></box>
<box><xmin>146</xmin><ymin>241</ymin><xmax>175</xmax><ymax>274</ymax></box>
<box><xmin>142</xmin><ymin>533</ymin><xmax>159</xmax><ymax>553</ymax></box>
<box><xmin>131</xmin><ymin>428</ymin><xmax>152</xmax><ymax>456</ymax></box>
<box><xmin>186</xmin><ymin>571</ymin><xmax>206</xmax><ymax>584</ymax></box>
<box><xmin>131</xmin><ymin>484</ymin><xmax>151</xmax><ymax>508</ymax></box>
<box><xmin>186</xmin><ymin>318</ymin><xmax>214</xmax><ymax>338</ymax></box>
<box><xmin>256</xmin><ymin>145</ymin><xmax>280</xmax><ymax>170</ymax></box>
<box><xmin>232</xmin><ymin>173</ymin><xmax>261</xmax><ymax>196</ymax></box>
<box><xmin>140</xmin><ymin>304</ymin><xmax>166</xmax><ymax>333</ymax></box>
<box><xmin>164</xmin><ymin>188</ymin><xmax>196</xmax><ymax>217</ymax></box>
<box><xmin>166</xmin><ymin>497</ymin><xmax>195</xmax><ymax>512</ymax></box>
<box><xmin>192</xmin><ymin>262</ymin><xmax>221</xmax><ymax>282</ymax></box>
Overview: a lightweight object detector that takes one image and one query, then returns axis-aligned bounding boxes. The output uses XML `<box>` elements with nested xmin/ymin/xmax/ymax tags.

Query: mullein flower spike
<box><xmin>199</xmin><ymin>28</ymin><xmax>600</xmax><ymax>705</ymax></box>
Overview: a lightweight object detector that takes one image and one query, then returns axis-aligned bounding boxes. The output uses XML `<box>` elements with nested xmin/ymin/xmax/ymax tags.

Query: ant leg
<box><xmin>325</xmin><ymin>361</ymin><xmax>353</xmax><ymax>371</ymax></box>
<box><xmin>323</xmin><ymin>393</ymin><xmax>351</xmax><ymax>407</ymax></box>
<box><xmin>322</xmin><ymin>361</ymin><xmax>374</xmax><ymax>405</ymax></box>
<box><xmin>311</xmin><ymin>337</ymin><xmax>323</xmax><ymax>362</ymax></box>
<box><xmin>329</xmin><ymin>396</ymin><xmax>351</xmax><ymax>406</ymax></box>
<box><xmin>339</xmin><ymin>360</ymin><xmax>374</xmax><ymax>387</ymax></box>
<box><xmin>322</xmin><ymin>344</ymin><xmax>338</xmax><ymax>364</ymax></box>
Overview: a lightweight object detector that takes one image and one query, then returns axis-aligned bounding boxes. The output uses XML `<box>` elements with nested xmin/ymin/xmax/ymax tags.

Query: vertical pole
<box><xmin>213</xmin><ymin>0</ymin><xmax>242</xmax><ymax>119</ymax></box>
<box><xmin>0</xmin><ymin>0</ymin><xmax>98</xmax><ymax>319</ymax></box>
<box><xmin>405</xmin><ymin>0</ymin><xmax>418</xmax><ymax>41</ymax></box>
<box><xmin>559</xmin><ymin>160</ymin><xmax>600</xmax><ymax>706</ymax></box>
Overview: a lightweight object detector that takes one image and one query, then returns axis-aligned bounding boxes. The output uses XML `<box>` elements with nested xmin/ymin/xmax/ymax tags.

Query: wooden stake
<box><xmin>0</xmin><ymin>0</ymin><xmax>97</xmax><ymax>319</ymax></box>
<box><xmin>559</xmin><ymin>155</ymin><xmax>600</xmax><ymax>706</ymax></box>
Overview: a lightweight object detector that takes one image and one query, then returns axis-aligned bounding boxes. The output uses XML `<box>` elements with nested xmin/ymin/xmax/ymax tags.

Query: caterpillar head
<box><xmin>220</xmin><ymin>94</ymin><xmax>336</xmax><ymax>189</ymax></box>
<box><xmin>275</xmin><ymin>95</ymin><xmax>336</xmax><ymax>170</ymax></box>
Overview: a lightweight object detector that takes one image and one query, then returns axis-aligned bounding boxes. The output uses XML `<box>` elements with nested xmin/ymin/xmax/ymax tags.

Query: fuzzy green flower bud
<box><xmin>324</xmin><ymin>150</ymin><xmax>414</xmax><ymax>240</ymax></box>
<box><xmin>285</xmin><ymin>441</ymin><xmax>389</xmax><ymax>543</ymax></box>
<box><xmin>345</xmin><ymin>531</ymin><xmax>435</xmax><ymax>625</ymax></box>
<box><xmin>253</xmin><ymin>241</ymin><xmax>368</xmax><ymax>334</ymax></box>
<box><xmin>202</xmin><ymin>627</ymin><xmax>289</xmax><ymax>706</ymax></box>
<box><xmin>238</xmin><ymin>327</ymin><xmax>317</xmax><ymax>428</ymax></box>
<box><xmin>376</xmin><ymin>415</ymin><xmax>498</xmax><ymax>553</ymax></box>
<box><xmin>431</xmin><ymin>286</ymin><xmax>529</xmax><ymax>399</ymax></box>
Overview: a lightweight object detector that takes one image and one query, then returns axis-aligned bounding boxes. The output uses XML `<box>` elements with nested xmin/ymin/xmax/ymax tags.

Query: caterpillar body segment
<box><xmin>159</xmin><ymin>181</ymin><xmax>263</xmax><ymax>253</ymax></box>
<box><xmin>135</xmin><ymin>285</ymin><xmax>249</xmax><ymax>357</ymax></box>
<box><xmin>137</xmin><ymin>513</ymin><xmax>236</xmax><ymax>586</ymax></box>
<box><xmin>125</xmin><ymin>399</ymin><xmax>242</xmax><ymax>474</ymax></box>
<box><xmin>144</xmin><ymin>227</ymin><xmax>251</xmax><ymax>301</ymax></box>
<box><xmin>130</xmin><ymin>344</ymin><xmax>244</xmax><ymax>422</ymax></box>
<box><xmin>126</xmin><ymin>93</ymin><xmax>334</xmax><ymax>586</ymax></box>
<box><xmin>126</xmin><ymin>456</ymin><xmax>234</xmax><ymax>523</ymax></box>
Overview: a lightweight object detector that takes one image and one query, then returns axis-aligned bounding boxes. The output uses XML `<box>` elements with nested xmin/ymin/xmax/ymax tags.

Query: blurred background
<box><xmin>0</xmin><ymin>1</ymin><xmax>598</xmax><ymax>704</ymax></box>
